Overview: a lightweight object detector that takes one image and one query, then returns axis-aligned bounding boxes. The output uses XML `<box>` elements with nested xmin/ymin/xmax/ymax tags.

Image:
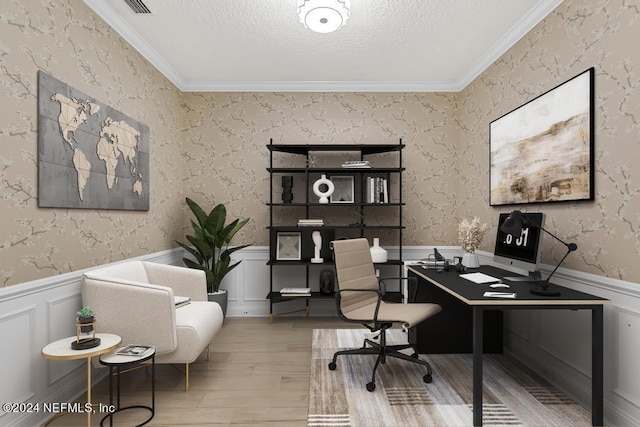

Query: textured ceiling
<box><xmin>84</xmin><ymin>0</ymin><xmax>563</xmax><ymax>92</ymax></box>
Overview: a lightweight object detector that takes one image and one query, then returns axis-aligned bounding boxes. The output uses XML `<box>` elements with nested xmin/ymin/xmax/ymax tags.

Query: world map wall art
<box><xmin>37</xmin><ymin>71</ymin><xmax>149</xmax><ymax>210</ymax></box>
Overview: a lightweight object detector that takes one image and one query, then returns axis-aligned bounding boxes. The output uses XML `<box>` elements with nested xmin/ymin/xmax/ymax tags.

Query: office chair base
<box><xmin>329</xmin><ymin>333</ymin><xmax>434</xmax><ymax>392</ymax></box>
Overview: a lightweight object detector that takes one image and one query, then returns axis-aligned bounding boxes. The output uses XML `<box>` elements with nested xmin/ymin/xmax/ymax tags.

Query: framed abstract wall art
<box><xmin>329</xmin><ymin>176</ymin><xmax>354</xmax><ymax>203</ymax></box>
<box><xmin>276</xmin><ymin>232</ymin><xmax>301</xmax><ymax>260</ymax></box>
<box><xmin>489</xmin><ymin>67</ymin><xmax>594</xmax><ymax>206</ymax></box>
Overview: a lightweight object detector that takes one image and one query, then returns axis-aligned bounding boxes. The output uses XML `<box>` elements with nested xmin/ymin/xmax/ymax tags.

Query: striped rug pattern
<box><xmin>308</xmin><ymin>329</ymin><xmax>592</xmax><ymax>426</ymax></box>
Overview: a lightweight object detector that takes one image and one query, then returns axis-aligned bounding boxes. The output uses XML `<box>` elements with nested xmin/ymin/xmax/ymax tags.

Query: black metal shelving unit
<box><xmin>266</xmin><ymin>139</ymin><xmax>405</xmax><ymax>322</ymax></box>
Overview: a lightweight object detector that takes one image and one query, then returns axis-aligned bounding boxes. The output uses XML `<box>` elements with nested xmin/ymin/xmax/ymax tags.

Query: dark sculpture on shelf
<box><xmin>282</xmin><ymin>175</ymin><xmax>293</xmax><ymax>203</ymax></box>
<box><xmin>319</xmin><ymin>269</ymin><xmax>335</xmax><ymax>294</ymax></box>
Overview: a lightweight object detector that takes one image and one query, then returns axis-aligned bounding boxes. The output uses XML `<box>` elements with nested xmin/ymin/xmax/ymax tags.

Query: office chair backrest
<box><xmin>332</xmin><ymin>238</ymin><xmax>380</xmax><ymax>316</ymax></box>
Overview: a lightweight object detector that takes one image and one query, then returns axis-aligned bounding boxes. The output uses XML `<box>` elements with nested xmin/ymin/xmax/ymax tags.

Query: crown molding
<box><xmin>178</xmin><ymin>80</ymin><xmax>460</xmax><ymax>93</ymax></box>
<box><xmin>456</xmin><ymin>0</ymin><xmax>564</xmax><ymax>90</ymax></box>
<box><xmin>83</xmin><ymin>0</ymin><xmax>187</xmax><ymax>88</ymax></box>
<box><xmin>84</xmin><ymin>0</ymin><xmax>563</xmax><ymax>93</ymax></box>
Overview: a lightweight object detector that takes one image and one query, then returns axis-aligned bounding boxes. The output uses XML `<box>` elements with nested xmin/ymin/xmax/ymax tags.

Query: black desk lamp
<box><xmin>500</xmin><ymin>210</ymin><xmax>577</xmax><ymax>296</ymax></box>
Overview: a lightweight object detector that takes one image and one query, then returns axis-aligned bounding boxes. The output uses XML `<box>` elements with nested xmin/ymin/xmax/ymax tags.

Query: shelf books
<box><xmin>365</xmin><ymin>176</ymin><xmax>389</xmax><ymax>204</ymax></box>
<box><xmin>280</xmin><ymin>287</ymin><xmax>311</xmax><ymax>296</ymax></box>
<box><xmin>116</xmin><ymin>345</ymin><xmax>154</xmax><ymax>356</ymax></box>
<box><xmin>297</xmin><ymin>219</ymin><xmax>324</xmax><ymax>227</ymax></box>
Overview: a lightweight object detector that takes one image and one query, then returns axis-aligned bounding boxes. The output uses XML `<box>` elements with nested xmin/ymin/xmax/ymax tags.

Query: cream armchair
<box><xmin>81</xmin><ymin>260</ymin><xmax>223</xmax><ymax>390</ymax></box>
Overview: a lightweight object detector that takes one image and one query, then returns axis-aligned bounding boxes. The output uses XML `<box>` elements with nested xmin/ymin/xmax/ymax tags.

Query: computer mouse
<box><xmin>490</xmin><ymin>283</ymin><xmax>510</xmax><ymax>289</ymax></box>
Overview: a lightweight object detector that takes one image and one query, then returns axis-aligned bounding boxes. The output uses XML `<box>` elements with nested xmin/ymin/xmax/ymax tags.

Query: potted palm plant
<box><xmin>176</xmin><ymin>198</ymin><xmax>250</xmax><ymax>318</ymax></box>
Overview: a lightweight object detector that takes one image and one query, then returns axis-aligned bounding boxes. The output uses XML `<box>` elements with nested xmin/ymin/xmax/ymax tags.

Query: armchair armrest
<box><xmin>142</xmin><ymin>262</ymin><xmax>208</xmax><ymax>301</ymax></box>
<box><xmin>81</xmin><ymin>275</ymin><xmax>178</xmax><ymax>354</ymax></box>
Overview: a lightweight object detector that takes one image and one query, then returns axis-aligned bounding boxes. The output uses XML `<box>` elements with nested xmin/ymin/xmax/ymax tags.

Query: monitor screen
<box><xmin>493</xmin><ymin>212</ymin><xmax>545</xmax><ymax>274</ymax></box>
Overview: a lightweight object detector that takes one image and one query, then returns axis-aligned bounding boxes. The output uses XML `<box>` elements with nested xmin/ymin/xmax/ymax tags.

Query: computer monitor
<box><xmin>493</xmin><ymin>212</ymin><xmax>545</xmax><ymax>281</ymax></box>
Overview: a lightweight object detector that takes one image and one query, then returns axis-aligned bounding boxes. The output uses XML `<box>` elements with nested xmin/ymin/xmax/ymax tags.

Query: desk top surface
<box><xmin>408</xmin><ymin>265</ymin><xmax>610</xmax><ymax>307</ymax></box>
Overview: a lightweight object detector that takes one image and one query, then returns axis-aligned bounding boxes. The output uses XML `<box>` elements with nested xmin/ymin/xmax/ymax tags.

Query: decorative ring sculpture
<box><xmin>313</xmin><ymin>174</ymin><xmax>334</xmax><ymax>204</ymax></box>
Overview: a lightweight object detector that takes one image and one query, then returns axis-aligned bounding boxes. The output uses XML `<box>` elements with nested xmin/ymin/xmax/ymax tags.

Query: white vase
<box><xmin>461</xmin><ymin>252</ymin><xmax>480</xmax><ymax>268</ymax></box>
<box><xmin>369</xmin><ymin>238</ymin><xmax>388</xmax><ymax>263</ymax></box>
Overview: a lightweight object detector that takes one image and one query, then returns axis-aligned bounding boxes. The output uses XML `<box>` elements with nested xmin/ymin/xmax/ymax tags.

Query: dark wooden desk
<box><xmin>408</xmin><ymin>269</ymin><xmax>503</xmax><ymax>354</ymax></box>
<box><xmin>407</xmin><ymin>264</ymin><xmax>610</xmax><ymax>427</ymax></box>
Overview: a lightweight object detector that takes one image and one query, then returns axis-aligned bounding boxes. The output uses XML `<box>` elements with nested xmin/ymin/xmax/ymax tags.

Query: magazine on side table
<box><xmin>116</xmin><ymin>345</ymin><xmax>154</xmax><ymax>356</ymax></box>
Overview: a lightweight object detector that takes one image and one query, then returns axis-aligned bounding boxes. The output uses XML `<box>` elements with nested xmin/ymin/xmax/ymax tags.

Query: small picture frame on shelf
<box><xmin>276</xmin><ymin>232</ymin><xmax>301</xmax><ymax>260</ymax></box>
<box><xmin>329</xmin><ymin>176</ymin><xmax>354</xmax><ymax>204</ymax></box>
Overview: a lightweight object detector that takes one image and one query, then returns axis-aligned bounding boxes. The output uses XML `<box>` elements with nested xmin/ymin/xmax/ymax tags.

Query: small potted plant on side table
<box><xmin>72</xmin><ymin>306</ymin><xmax>100</xmax><ymax>350</ymax></box>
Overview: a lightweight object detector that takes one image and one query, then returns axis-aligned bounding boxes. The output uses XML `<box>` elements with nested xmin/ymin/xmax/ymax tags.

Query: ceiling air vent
<box><xmin>124</xmin><ymin>0</ymin><xmax>151</xmax><ymax>14</ymax></box>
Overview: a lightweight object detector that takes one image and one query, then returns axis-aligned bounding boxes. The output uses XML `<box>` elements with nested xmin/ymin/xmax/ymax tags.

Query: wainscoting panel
<box><xmin>613</xmin><ymin>307</ymin><xmax>640</xmax><ymax>407</ymax></box>
<box><xmin>222</xmin><ymin>248</ymin><xmax>271</xmax><ymax>317</ymax></box>
<box><xmin>537</xmin><ymin>309</ymin><xmax>592</xmax><ymax>377</ymax></box>
<box><xmin>3</xmin><ymin>246</ymin><xmax>640</xmax><ymax>426</ymax></box>
<box><xmin>46</xmin><ymin>292</ymin><xmax>83</xmax><ymax>385</ymax></box>
<box><xmin>503</xmin><ymin>309</ymin><xmax>533</xmax><ymax>343</ymax></box>
<box><xmin>0</xmin><ymin>305</ymin><xmax>37</xmax><ymax>406</ymax></box>
<box><xmin>0</xmin><ymin>248</ymin><xmax>184</xmax><ymax>427</ymax></box>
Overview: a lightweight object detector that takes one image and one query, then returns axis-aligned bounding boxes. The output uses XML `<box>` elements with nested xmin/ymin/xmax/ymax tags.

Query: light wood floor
<box><xmin>46</xmin><ymin>317</ymin><xmax>350</xmax><ymax>426</ymax></box>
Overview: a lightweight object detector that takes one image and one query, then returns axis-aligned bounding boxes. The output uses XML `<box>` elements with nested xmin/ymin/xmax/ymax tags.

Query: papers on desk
<box><xmin>483</xmin><ymin>291</ymin><xmax>517</xmax><ymax>299</ymax></box>
<box><xmin>459</xmin><ymin>272</ymin><xmax>501</xmax><ymax>285</ymax></box>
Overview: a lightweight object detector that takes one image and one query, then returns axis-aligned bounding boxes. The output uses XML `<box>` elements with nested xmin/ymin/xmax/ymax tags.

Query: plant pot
<box><xmin>77</xmin><ymin>316</ymin><xmax>94</xmax><ymax>334</ymax></box>
<box><xmin>461</xmin><ymin>252</ymin><xmax>480</xmax><ymax>268</ymax></box>
<box><xmin>208</xmin><ymin>289</ymin><xmax>228</xmax><ymax>320</ymax></box>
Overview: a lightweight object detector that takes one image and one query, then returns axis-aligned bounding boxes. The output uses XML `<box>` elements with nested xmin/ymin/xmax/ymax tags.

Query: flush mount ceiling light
<box><xmin>298</xmin><ymin>0</ymin><xmax>350</xmax><ymax>34</ymax></box>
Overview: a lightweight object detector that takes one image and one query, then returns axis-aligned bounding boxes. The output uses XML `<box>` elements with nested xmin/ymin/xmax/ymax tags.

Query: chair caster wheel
<box><xmin>411</xmin><ymin>353</ymin><xmax>419</xmax><ymax>359</ymax></box>
<box><xmin>366</xmin><ymin>382</ymin><xmax>376</xmax><ymax>392</ymax></box>
<box><xmin>423</xmin><ymin>374</ymin><xmax>432</xmax><ymax>383</ymax></box>
<box><xmin>328</xmin><ymin>362</ymin><xmax>337</xmax><ymax>370</ymax></box>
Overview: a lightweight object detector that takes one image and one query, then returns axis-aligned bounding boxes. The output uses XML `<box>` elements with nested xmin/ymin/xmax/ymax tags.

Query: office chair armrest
<box><xmin>379</xmin><ymin>276</ymin><xmax>417</xmax><ymax>286</ymax></box>
<box><xmin>379</xmin><ymin>276</ymin><xmax>418</xmax><ymax>298</ymax></box>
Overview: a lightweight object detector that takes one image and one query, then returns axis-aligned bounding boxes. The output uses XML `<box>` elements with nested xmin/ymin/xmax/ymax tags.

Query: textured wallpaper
<box><xmin>179</xmin><ymin>92</ymin><xmax>460</xmax><ymax>250</ymax></box>
<box><xmin>1</xmin><ymin>0</ymin><xmax>638</xmax><ymax>287</ymax></box>
<box><xmin>457</xmin><ymin>0</ymin><xmax>640</xmax><ymax>281</ymax></box>
<box><xmin>0</xmin><ymin>0</ymin><xmax>185</xmax><ymax>286</ymax></box>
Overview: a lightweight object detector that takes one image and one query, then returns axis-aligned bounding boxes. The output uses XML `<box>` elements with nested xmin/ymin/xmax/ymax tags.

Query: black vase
<box><xmin>319</xmin><ymin>269</ymin><xmax>335</xmax><ymax>294</ymax></box>
<box><xmin>282</xmin><ymin>176</ymin><xmax>293</xmax><ymax>203</ymax></box>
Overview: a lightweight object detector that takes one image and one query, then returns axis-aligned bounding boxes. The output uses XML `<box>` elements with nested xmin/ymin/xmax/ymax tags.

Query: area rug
<box><xmin>308</xmin><ymin>329</ymin><xmax>592</xmax><ymax>426</ymax></box>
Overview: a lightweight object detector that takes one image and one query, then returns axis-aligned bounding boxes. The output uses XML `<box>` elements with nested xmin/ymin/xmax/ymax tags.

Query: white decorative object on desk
<box><xmin>369</xmin><ymin>238</ymin><xmax>388</xmax><ymax>263</ymax></box>
<box><xmin>458</xmin><ymin>216</ymin><xmax>487</xmax><ymax>269</ymax></box>
<box><xmin>313</xmin><ymin>174</ymin><xmax>334</xmax><ymax>204</ymax></box>
<box><xmin>461</xmin><ymin>252</ymin><xmax>480</xmax><ymax>268</ymax></box>
<box><xmin>311</xmin><ymin>230</ymin><xmax>323</xmax><ymax>263</ymax></box>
